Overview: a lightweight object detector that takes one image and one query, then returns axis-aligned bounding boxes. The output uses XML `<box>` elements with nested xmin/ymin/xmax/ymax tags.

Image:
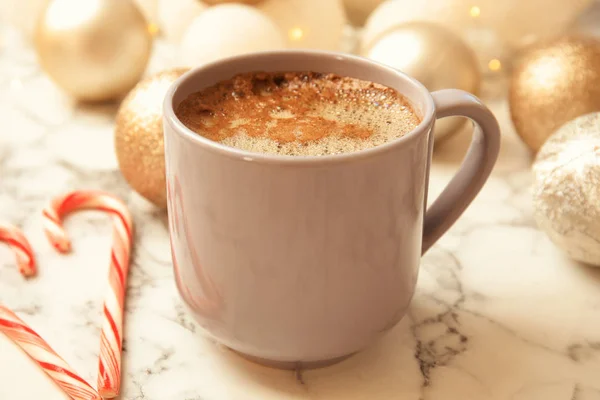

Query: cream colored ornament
<box><xmin>342</xmin><ymin>0</ymin><xmax>384</xmax><ymax>26</ymax></box>
<box><xmin>361</xmin><ymin>0</ymin><xmax>468</xmax><ymax>55</ymax></box>
<box><xmin>362</xmin><ymin>0</ymin><xmax>591</xmax><ymax>55</ymax></box>
<box><xmin>0</xmin><ymin>0</ymin><xmax>50</xmax><ymax>41</ymax></box>
<box><xmin>533</xmin><ymin>112</ymin><xmax>600</xmax><ymax>266</ymax></box>
<box><xmin>158</xmin><ymin>0</ymin><xmax>207</xmax><ymax>42</ymax></box>
<box><xmin>180</xmin><ymin>4</ymin><xmax>285</xmax><ymax>67</ymax></box>
<box><xmin>474</xmin><ymin>0</ymin><xmax>591</xmax><ymax>50</ymax></box>
<box><xmin>365</xmin><ymin>22</ymin><xmax>480</xmax><ymax>141</ymax></box>
<box><xmin>35</xmin><ymin>0</ymin><xmax>153</xmax><ymax>102</ymax></box>
<box><xmin>115</xmin><ymin>68</ymin><xmax>189</xmax><ymax>208</ymax></box>
<box><xmin>258</xmin><ymin>0</ymin><xmax>346</xmax><ymax>50</ymax></box>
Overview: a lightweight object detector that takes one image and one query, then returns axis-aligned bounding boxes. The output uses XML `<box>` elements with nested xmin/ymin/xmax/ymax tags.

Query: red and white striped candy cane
<box><xmin>0</xmin><ymin>306</ymin><xmax>101</xmax><ymax>400</ymax></box>
<box><xmin>0</xmin><ymin>224</ymin><xmax>97</xmax><ymax>398</ymax></box>
<box><xmin>43</xmin><ymin>191</ymin><xmax>133</xmax><ymax>399</ymax></box>
<box><xmin>0</xmin><ymin>222</ymin><xmax>36</xmax><ymax>277</ymax></box>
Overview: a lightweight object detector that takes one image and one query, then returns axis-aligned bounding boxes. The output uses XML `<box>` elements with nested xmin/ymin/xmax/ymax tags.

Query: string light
<box><xmin>469</xmin><ymin>6</ymin><xmax>481</xmax><ymax>18</ymax></box>
<box><xmin>147</xmin><ymin>23</ymin><xmax>160</xmax><ymax>36</ymax></box>
<box><xmin>289</xmin><ymin>27</ymin><xmax>304</xmax><ymax>41</ymax></box>
<box><xmin>488</xmin><ymin>58</ymin><xmax>502</xmax><ymax>71</ymax></box>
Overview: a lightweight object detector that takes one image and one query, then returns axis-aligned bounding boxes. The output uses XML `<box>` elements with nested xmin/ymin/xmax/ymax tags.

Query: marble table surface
<box><xmin>1</xmin><ymin>28</ymin><xmax>600</xmax><ymax>400</ymax></box>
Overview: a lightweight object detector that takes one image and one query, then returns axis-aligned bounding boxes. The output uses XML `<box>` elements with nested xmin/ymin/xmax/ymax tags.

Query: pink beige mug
<box><xmin>163</xmin><ymin>50</ymin><xmax>500</xmax><ymax>368</ymax></box>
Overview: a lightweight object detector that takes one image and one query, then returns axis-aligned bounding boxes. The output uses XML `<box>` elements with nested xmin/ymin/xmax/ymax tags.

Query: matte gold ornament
<box><xmin>510</xmin><ymin>36</ymin><xmax>600</xmax><ymax>152</ymax></box>
<box><xmin>533</xmin><ymin>112</ymin><xmax>600</xmax><ymax>266</ymax></box>
<box><xmin>115</xmin><ymin>68</ymin><xmax>189</xmax><ymax>208</ymax></box>
<box><xmin>35</xmin><ymin>0</ymin><xmax>153</xmax><ymax>102</ymax></box>
<box><xmin>363</xmin><ymin>22</ymin><xmax>480</xmax><ymax>141</ymax></box>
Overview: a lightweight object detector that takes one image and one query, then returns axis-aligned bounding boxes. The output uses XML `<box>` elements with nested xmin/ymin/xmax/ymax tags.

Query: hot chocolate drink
<box><xmin>175</xmin><ymin>71</ymin><xmax>421</xmax><ymax>156</ymax></box>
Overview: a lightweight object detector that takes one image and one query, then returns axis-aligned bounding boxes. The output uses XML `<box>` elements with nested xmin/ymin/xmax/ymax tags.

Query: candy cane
<box><xmin>43</xmin><ymin>191</ymin><xmax>133</xmax><ymax>399</ymax></box>
<box><xmin>0</xmin><ymin>222</ymin><xmax>36</xmax><ymax>277</ymax></box>
<box><xmin>0</xmin><ymin>306</ymin><xmax>101</xmax><ymax>400</ymax></box>
<box><xmin>0</xmin><ymin>225</ymin><xmax>97</xmax><ymax>399</ymax></box>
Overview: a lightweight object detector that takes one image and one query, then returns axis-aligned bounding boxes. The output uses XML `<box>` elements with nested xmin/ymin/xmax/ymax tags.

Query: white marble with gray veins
<box><xmin>0</xmin><ymin>26</ymin><xmax>599</xmax><ymax>400</ymax></box>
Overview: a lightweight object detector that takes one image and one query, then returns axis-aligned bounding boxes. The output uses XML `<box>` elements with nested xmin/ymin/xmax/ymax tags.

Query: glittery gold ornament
<box><xmin>533</xmin><ymin>112</ymin><xmax>600</xmax><ymax>266</ymax></box>
<box><xmin>509</xmin><ymin>36</ymin><xmax>600</xmax><ymax>152</ymax></box>
<box><xmin>35</xmin><ymin>0</ymin><xmax>153</xmax><ymax>102</ymax></box>
<box><xmin>363</xmin><ymin>22</ymin><xmax>480</xmax><ymax>141</ymax></box>
<box><xmin>115</xmin><ymin>68</ymin><xmax>189</xmax><ymax>208</ymax></box>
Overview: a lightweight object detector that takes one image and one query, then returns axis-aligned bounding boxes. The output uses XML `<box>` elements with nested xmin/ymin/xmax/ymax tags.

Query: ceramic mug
<box><xmin>163</xmin><ymin>50</ymin><xmax>500</xmax><ymax>368</ymax></box>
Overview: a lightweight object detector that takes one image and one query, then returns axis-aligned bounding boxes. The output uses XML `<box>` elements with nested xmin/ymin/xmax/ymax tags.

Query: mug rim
<box><xmin>164</xmin><ymin>50</ymin><xmax>435</xmax><ymax>165</ymax></box>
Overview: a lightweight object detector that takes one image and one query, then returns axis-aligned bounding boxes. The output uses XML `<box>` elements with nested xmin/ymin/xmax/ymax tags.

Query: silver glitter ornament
<box><xmin>533</xmin><ymin>112</ymin><xmax>600</xmax><ymax>266</ymax></box>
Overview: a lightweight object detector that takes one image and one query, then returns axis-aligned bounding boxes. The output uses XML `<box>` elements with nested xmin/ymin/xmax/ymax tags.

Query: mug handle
<box><xmin>422</xmin><ymin>89</ymin><xmax>501</xmax><ymax>254</ymax></box>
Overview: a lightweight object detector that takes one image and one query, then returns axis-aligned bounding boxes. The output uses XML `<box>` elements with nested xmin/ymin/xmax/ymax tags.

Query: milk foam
<box><xmin>176</xmin><ymin>72</ymin><xmax>421</xmax><ymax>156</ymax></box>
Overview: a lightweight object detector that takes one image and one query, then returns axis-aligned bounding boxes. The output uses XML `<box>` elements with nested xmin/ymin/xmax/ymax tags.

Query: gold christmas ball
<box><xmin>533</xmin><ymin>112</ymin><xmax>600</xmax><ymax>266</ymax></box>
<box><xmin>35</xmin><ymin>0</ymin><xmax>153</xmax><ymax>102</ymax></box>
<box><xmin>510</xmin><ymin>36</ymin><xmax>600</xmax><ymax>152</ymax></box>
<box><xmin>363</xmin><ymin>22</ymin><xmax>480</xmax><ymax>141</ymax></box>
<box><xmin>115</xmin><ymin>68</ymin><xmax>189</xmax><ymax>208</ymax></box>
